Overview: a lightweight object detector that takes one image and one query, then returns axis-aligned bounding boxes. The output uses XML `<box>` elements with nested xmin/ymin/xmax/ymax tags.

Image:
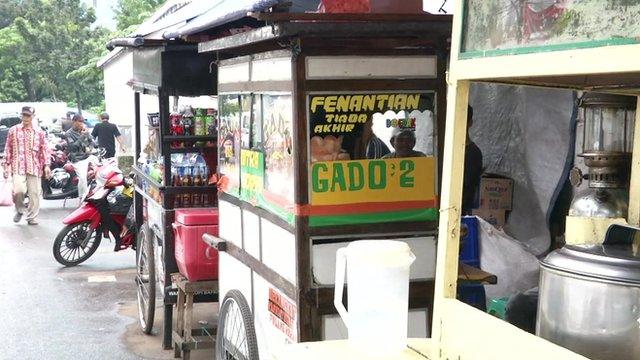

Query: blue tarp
<box><xmin>161</xmin><ymin>0</ymin><xmax>320</xmax><ymax>39</ymax></box>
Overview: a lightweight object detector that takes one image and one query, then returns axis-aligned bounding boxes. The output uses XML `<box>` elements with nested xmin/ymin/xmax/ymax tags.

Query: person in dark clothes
<box><xmin>362</xmin><ymin>120</ymin><xmax>390</xmax><ymax>159</ymax></box>
<box><xmin>462</xmin><ymin>105</ymin><xmax>483</xmax><ymax>215</ymax></box>
<box><xmin>505</xmin><ymin>287</ymin><xmax>539</xmax><ymax>334</ymax></box>
<box><xmin>91</xmin><ymin>112</ymin><xmax>125</xmax><ymax>158</ymax></box>
<box><xmin>65</xmin><ymin>114</ymin><xmax>94</xmax><ymax>149</ymax></box>
<box><xmin>61</xmin><ymin>112</ymin><xmax>74</xmax><ymax>132</ymax></box>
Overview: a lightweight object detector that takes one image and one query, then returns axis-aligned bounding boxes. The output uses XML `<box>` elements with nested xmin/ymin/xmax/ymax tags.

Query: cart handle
<box><xmin>202</xmin><ymin>233</ymin><xmax>227</xmax><ymax>252</ymax></box>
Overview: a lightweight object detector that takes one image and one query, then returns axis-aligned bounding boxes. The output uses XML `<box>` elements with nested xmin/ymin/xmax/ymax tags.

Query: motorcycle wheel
<box><xmin>52</xmin><ymin>221</ymin><xmax>101</xmax><ymax>266</ymax></box>
<box><xmin>136</xmin><ymin>224</ymin><xmax>156</xmax><ymax>334</ymax></box>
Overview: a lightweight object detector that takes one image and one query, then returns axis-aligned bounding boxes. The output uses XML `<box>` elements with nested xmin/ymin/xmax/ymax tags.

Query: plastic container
<box><xmin>369</xmin><ymin>0</ymin><xmax>423</xmax><ymax>13</ymax></box>
<box><xmin>460</xmin><ymin>216</ymin><xmax>479</xmax><ymax>265</ymax></box>
<box><xmin>488</xmin><ymin>297</ymin><xmax>509</xmax><ymax>319</ymax></box>
<box><xmin>334</xmin><ymin>240</ymin><xmax>415</xmax><ymax>356</ymax></box>
<box><xmin>320</xmin><ymin>0</ymin><xmax>423</xmax><ymax>13</ymax></box>
<box><xmin>173</xmin><ymin>209</ymin><xmax>219</xmax><ymax>281</ymax></box>
<box><xmin>320</xmin><ymin>0</ymin><xmax>370</xmax><ymax>13</ymax></box>
<box><xmin>457</xmin><ymin>284</ymin><xmax>486</xmax><ymax>311</ymax></box>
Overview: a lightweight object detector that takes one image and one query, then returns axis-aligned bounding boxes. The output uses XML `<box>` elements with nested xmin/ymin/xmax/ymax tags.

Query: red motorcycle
<box><xmin>52</xmin><ymin>158</ymin><xmax>135</xmax><ymax>266</ymax></box>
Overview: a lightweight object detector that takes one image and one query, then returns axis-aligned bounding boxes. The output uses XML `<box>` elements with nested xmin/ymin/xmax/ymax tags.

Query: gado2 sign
<box><xmin>307</xmin><ymin>92</ymin><xmax>438</xmax><ymax>226</ymax></box>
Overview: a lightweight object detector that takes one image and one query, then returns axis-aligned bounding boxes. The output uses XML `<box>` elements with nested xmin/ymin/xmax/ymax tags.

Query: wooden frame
<box><xmin>430</xmin><ymin>1</ymin><xmax>640</xmax><ymax>359</ymax></box>
<box><xmin>130</xmin><ymin>45</ymin><xmax>219</xmax><ymax>350</ymax></box>
<box><xmin>200</xmin><ymin>15</ymin><xmax>451</xmax><ymax>350</ymax></box>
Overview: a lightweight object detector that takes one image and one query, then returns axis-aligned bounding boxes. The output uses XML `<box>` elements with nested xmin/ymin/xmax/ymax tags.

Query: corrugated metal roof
<box><xmin>162</xmin><ymin>0</ymin><xmax>320</xmax><ymax>39</ymax></box>
<box><xmin>162</xmin><ymin>0</ymin><xmax>282</xmax><ymax>39</ymax></box>
<box><xmin>99</xmin><ymin>0</ymin><xmax>319</xmax><ymax>66</ymax></box>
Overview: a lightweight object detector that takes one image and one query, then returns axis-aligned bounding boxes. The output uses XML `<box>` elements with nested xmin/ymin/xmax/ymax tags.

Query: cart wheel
<box><xmin>216</xmin><ymin>290</ymin><xmax>259</xmax><ymax>360</ymax></box>
<box><xmin>136</xmin><ymin>223</ymin><xmax>156</xmax><ymax>334</ymax></box>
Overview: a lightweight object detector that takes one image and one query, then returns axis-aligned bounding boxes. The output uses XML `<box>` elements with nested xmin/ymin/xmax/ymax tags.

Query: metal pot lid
<box><xmin>541</xmin><ymin>245</ymin><xmax>640</xmax><ymax>285</ymax></box>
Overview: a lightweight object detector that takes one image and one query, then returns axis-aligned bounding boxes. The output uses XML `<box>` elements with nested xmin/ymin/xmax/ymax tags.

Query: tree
<box><xmin>0</xmin><ymin>0</ymin><xmax>108</xmax><ymax>108</ymax></box>
<box><xmin>0</xmin><ymin>1</ymin><xmax>22</xmax><ymax>30</ymax></box>
<box><xmin>114</xmin><ymin>0</ymin><xmax>164</xmax><ymax>32</ymax></box>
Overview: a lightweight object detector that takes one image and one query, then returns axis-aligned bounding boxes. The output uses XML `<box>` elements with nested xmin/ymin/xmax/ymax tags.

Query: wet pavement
<box><xmin>0</xmin><ymin>183</ymin><xmax>215</xmax><ymax>359</ymax></box>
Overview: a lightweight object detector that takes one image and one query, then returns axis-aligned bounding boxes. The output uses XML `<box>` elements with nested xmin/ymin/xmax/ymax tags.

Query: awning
<box><xmin>101</xmin><ymin>0</ymin><xmax>319</xmax><ymax>62</ymax></box>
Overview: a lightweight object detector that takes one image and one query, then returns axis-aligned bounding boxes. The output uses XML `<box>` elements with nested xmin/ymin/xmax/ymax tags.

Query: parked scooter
<box><xmin>52</xmin><ymin>158</ymin><xmax>135</xmax><ymax>267</ymax></box>
<box><xmin>42</xmin><ymin>138</ymin><xmax>80</xmax><ymax>201</ymax></box>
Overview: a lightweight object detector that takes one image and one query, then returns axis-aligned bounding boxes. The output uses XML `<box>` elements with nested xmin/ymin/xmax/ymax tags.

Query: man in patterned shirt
<box><xmin>3</xmin><ymin>106</ymin><xmax>51</xmax><ymax>225</ymax></box>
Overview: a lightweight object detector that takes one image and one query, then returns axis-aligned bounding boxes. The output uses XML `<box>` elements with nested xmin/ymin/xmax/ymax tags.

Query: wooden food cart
<box><xmin>126</xmin><ymin>43</ymin><xmax>219</xmax><ymax>349</ymax></box>
<box><xmin>429</xmin><ymin>0</ymin><xmax>640</xmax><ymax>359</ymax></box>
<box><xmin>197</xmin><ymin>12</ymin><xmax>452</xmax><ymax>360</ymax></box>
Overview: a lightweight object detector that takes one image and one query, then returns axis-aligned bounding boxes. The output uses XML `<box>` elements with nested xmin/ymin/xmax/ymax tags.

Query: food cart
<box><xmin>126</xmin><ymin>43</ymin><xmax>219</xmax><ymax>349</ymax></box>
<box><xmin>427</xmin><ymin>1</ymin><xmax>640</xmax><ymax>359</ymax></box>
<box><xmin>196</xmin><ymin>11</ymin><xmax>452</xmax><ymax>360</ymax></box>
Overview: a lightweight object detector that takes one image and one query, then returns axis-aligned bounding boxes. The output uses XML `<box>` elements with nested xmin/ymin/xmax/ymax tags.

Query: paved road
<box><xmin>0</xmin><ymin>184</ymin><xmax>215</xmax><ymax>359</ymax></box>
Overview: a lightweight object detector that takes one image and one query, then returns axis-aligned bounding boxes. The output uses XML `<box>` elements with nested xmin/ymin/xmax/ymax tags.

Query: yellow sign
<box><xmin>309</xmin><ymin>93</ymin><xmax>423</xmax><ymax>134</ymax></box>
<box><xmin>240</xmin><ymin>150</ymin><xmax>265</xmax><ymax>201</ymax></box>
<box><xmin>310</xmin><ymin>157</ymin><xmax>436</xmax><ymax>205</ymax></box>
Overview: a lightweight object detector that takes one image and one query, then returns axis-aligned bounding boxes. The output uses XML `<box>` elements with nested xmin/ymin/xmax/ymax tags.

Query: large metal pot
<box><xmin>537</xmin><ymin>226</ymin><xmax>640</xmax><ymax>360</ymax></box>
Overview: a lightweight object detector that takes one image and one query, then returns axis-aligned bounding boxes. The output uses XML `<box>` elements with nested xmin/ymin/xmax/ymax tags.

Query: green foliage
<box><xmin>0</xmin><ymin>0</ymin><xmax>111</xmax><ymax>108</ymax></box>
<box><xmin>0</xmin><ymin>0</ymin><xmax>166</xmax><ymax>109</ymax></box>
<box><xmin>551</xmin><ymin>10</ymin><xmax>578</xmax><ymax>37</ymax></box>
<box><xmin>114</xmin><ymin>0</ymin><xmax>164</xmax><ymax>31</ymax></box>
<box><xmin>0</xmin><ymin>1</ymin><xmax>22</xmax><ymax>29</ymax></box>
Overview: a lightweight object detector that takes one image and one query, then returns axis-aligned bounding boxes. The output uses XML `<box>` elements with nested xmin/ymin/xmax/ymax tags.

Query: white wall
<box><xmin>103</xmin><ymin>51</ymin><xmax>135</xmax><ymax>128</ymax></box>
<box><xmin>102</xmin><ymin>51</ymin><xmax>159</xmax><ymax>155</ymax></box>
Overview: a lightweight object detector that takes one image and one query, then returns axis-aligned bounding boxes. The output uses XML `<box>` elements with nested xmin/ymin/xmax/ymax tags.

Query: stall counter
<box><xmin>275</xmin><ymin>338</ymin><xmax>434</xmax><ymax>360</ymax></box>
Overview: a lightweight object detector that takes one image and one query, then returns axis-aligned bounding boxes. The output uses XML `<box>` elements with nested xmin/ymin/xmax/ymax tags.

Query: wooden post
<box><xmin>629</xmin><ymin>96</ymin><xmax>640</xmax><ymax>226</ymax></box>
<box><xmin>134</xmin><ymin>92</ymin><xmax>143</xmax><ymax>228</ymax></box>
<box><xmin>430</xmin><ymin>0</ymin><xmax>467</xmax><ymax>356</ymax></box>
<box><xmin>431</xmin><ymin>80</ymin><xmax>469</xmax><ymax>345</ymax></box>
<box><xmin>292</xmin><ymin>44</ymin><xmax>316</xmax><ymax>342</ymax></box>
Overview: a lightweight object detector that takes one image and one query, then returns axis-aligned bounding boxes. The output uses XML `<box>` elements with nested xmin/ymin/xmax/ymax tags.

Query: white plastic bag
<box><xmin>0</xmin><ymin>179</ymin><xmax>13</xmax><ymax>206</ymax></box>
<box><xmin>477</xmin><ymin>217</ymin><xmax>540</xmax><ymax>300</ymax></box>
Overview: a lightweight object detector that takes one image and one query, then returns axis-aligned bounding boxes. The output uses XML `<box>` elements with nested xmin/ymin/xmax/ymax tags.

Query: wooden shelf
<box><xmin>163</xmin><ymin>185</ymin><xmax>219</xmax><ymax>195</ymax></box>
<box><xmin>169</xmin><ymin>145</ymin><xmax>216</xmax><ymax>153</ymax></box>
<box><xmin>164</xmin><ymin>135</ymin><xmax>217</xmax><ymax>143</ymax></box>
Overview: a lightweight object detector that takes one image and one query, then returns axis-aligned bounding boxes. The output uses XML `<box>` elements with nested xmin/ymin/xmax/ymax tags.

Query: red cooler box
<box><xmin>173</xmin><ymin>209</ymin><xmax>219</xmax><ymax>281</ymax></box>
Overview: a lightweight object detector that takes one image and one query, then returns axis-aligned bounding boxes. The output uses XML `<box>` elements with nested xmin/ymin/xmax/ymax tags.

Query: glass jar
<box><xmin>581</xmin><ymin>93</ymin><xmax>636</xmax><ymax>154</ymax></box>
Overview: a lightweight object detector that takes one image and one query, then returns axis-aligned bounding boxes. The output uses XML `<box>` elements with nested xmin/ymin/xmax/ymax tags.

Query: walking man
<box><xmin>91</xmin><ymin>112</ymin><xmax>126</xmax><ymax>158</ymax></box>
<box><xmin>3</xmin><ymin>106</ymin><xmax>51</xmax><ymax>225</ymax></box>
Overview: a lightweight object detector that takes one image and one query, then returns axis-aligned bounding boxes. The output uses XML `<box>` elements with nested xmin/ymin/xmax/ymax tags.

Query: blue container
<box><xmin>460</xmin><ymin>216</ymin><xmax>480</xmax><ymax>265</ymax></box>
<box><xmin>458</xmin><ymin>284</ymin><xmax>487</xmax><ymax>311</ymax></box>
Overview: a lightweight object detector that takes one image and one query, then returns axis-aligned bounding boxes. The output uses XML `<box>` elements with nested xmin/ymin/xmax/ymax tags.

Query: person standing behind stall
<box><xmin>3</xmin><ymin>106</ymin><xmax>51</xmax><ymax>225</ymax></box>
<box><xmin>382</xmin><ymin>129</ymin><xmax>426</xmax><ymax>159</ymax></box>
<box><xmin>362</xmin><ymin>120</ymin><xmax>390</xmax><ymax>159</ymax></box>
<box><xmin>91</xmin><ymin>112</ymin><xmax>126</xmax><ymax>158</ymax></box>
<box><xmin>462</xmin><ymin>105</ymin><xmax>483</xmax><ymax>215</ymax></box>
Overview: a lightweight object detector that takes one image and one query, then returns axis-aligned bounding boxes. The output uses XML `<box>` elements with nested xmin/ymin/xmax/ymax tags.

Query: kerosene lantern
<box><xmin>568</xmin><ymin>93</ymin><xmax>636</xmax><ymax>225</ymax></box>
